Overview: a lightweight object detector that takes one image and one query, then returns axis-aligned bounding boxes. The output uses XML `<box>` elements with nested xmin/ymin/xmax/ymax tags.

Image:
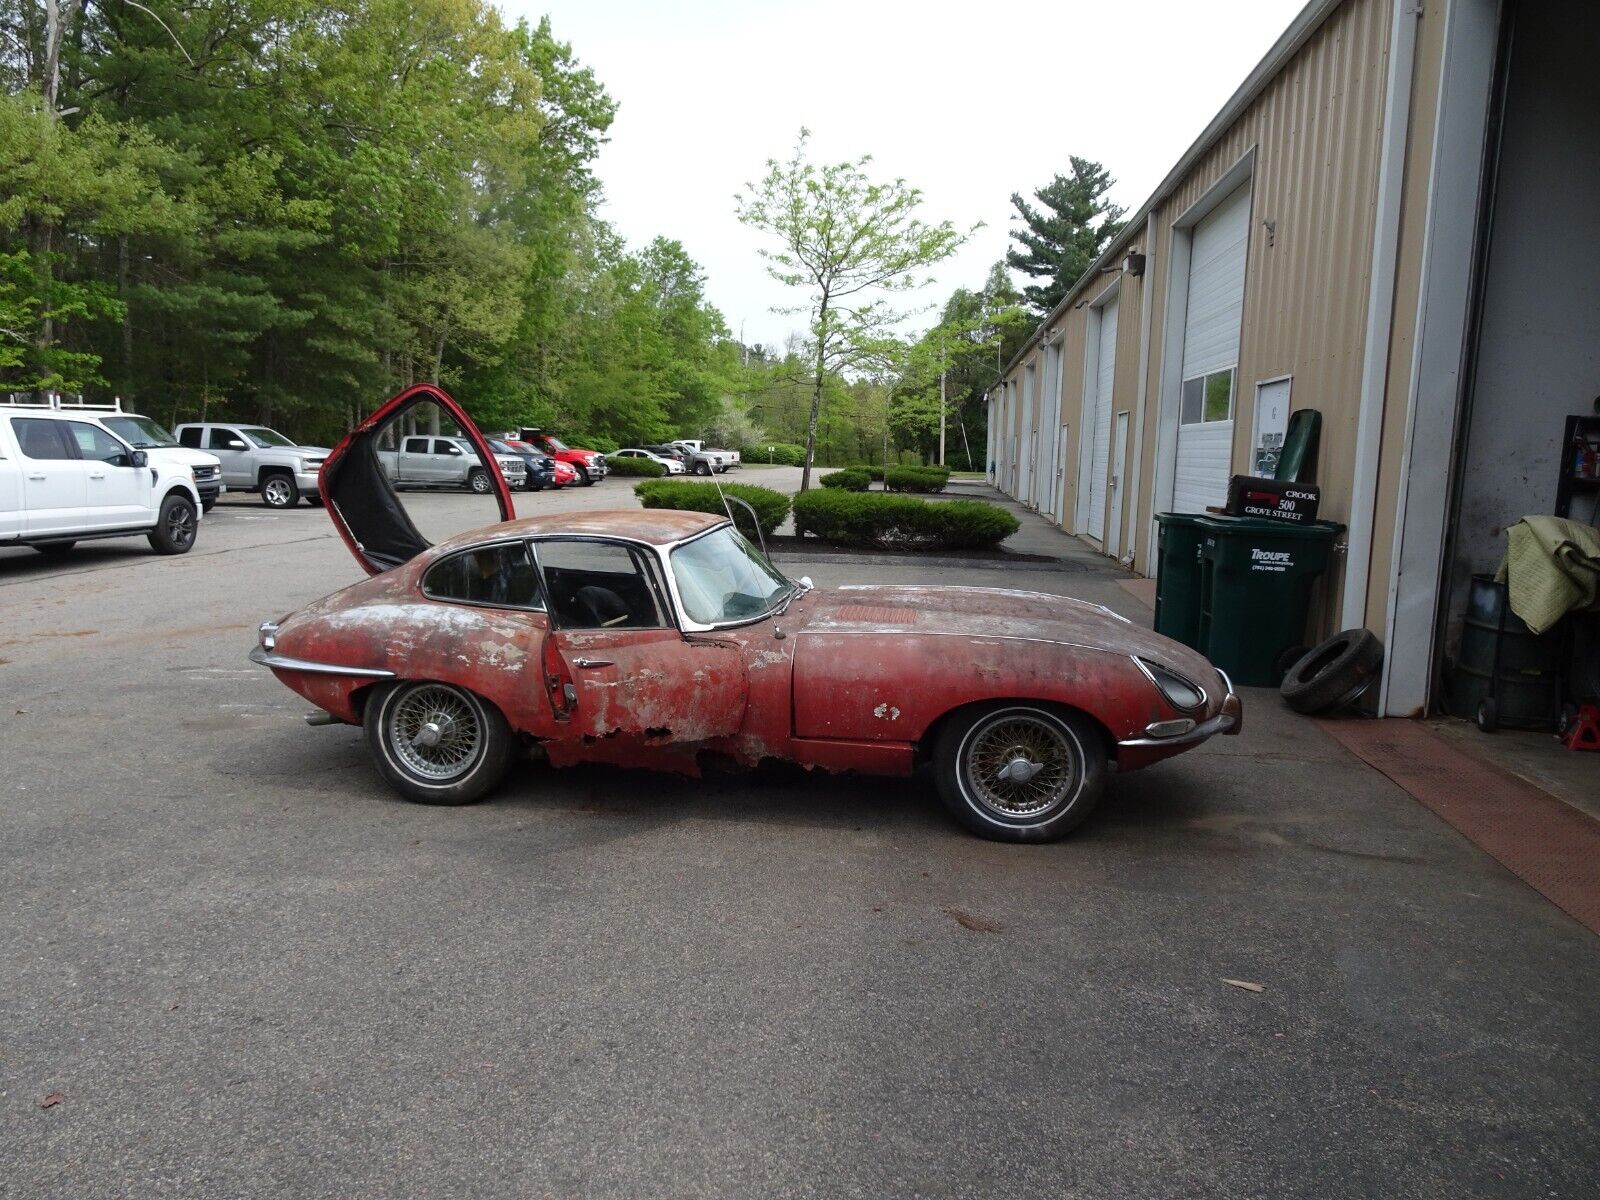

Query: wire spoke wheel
<box><xmin>962</xmin><ymin>713</ymin><xmax>1080</xmax><ymax>820</ymax></box>
<box><xmin>386</xmin><ymin>684</ymin><xmax>484</xmax><ymax>782</ymax></box>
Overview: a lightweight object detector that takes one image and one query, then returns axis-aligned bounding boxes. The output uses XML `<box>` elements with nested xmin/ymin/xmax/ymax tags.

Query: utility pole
<box><xmin>938</xmin><ymin>367</ymin><xmax>947</xmax><ymax>467</ymax></box>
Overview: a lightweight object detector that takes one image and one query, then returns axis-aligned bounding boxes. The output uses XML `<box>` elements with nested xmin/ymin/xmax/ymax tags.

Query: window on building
<box><xmin>1181</xmin><ymin>368</ymin><xmax>1235</xmax><ymax>425</ymax></box>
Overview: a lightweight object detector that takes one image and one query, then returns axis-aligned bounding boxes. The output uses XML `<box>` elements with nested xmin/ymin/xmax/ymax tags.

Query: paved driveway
<box><xmin>2</xmin><ymin>489</ymin><xmax>1597</xmax><ymax>1198</ymax></box>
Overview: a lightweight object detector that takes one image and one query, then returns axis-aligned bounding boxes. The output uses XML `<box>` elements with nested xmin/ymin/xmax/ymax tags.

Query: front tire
<box><xmin>576</xmin><ymin>465</ymin><xmax>593</xmax><ymax>486</ymax></box>
<box><xmin>148</xmin><ymin>493</ymin><xmax>198</xmax><ymax>555</ymax></box>
<box><xmin>364</xmin><ymin>681</ymin><xmax>513</xmax><ymax>806</ymax></box>
<box><xmin>261</xmin><ymin>472</ymin><xmax>298</xmax><ymax>508</ymax></box>
<box><xmin>934</xmin><ymin>703</ymin><xmax>1107</xmax><ymax>842</ymax></box>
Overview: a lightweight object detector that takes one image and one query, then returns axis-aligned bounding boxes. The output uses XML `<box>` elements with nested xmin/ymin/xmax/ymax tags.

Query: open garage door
<box><xmin>1173</xmin><ymin>184</ymin><xmax>1249</xmax><ymax>513</ymax></box>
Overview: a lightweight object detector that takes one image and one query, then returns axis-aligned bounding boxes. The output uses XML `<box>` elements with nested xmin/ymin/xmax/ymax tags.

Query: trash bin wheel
<box><xmin>1280</xmin><ymin>629</ymin><xmax>1384</xmax><ymax>715</ymax></box>
<box><xmin>1476</xmin><ymin>697</ymin><xmax>1499</xmax><ymax>733</ymax></box>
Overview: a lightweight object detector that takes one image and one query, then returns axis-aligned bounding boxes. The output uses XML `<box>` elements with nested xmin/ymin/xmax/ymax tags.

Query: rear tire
<box><xmin>934</xmin><ymin>703</ymin><xmax>1108</xmax><ymax>843</ymax></box>
<box><xmin>364</xmin><ymin>681</ymin><xmax>513</xmax><ymax>806</ymax></box>
<box><xmin>148</xmin><ymin>493</ymin><xmax>197</xmax><ymax>555</ymax></box>
<box><xmin>261</xmin><ymin>472</ymin><xmax>298</xmax><ymax>508</ymax></box>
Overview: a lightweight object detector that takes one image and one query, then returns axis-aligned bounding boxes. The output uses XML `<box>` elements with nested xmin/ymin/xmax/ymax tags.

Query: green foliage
<box><xmin>736</xmin><ymin>129</ymin><xmax>974</xmax><ymax>488</ymax></box>
<box><xmin>633</xmin><ymin>479</ymin><xmax>792</xmax><ymax>538</ymax></box>
<box><xmin>1007</xmin><ymin>157</ymin><xmax>1127</xmax><ymax>316</ymax></box>
<box><xmin>884</xmin><ymin>465</ymin><xmax>950</xmax><ymax>494</ymax></box>
<box><xmin>570</xmin><ymin>433</ymin><xmax>619</xmax><ymax>454</ymax></box>
<box><xmin>819</xmin><ymin>469</ymin><xmax>871</xmax><ymax>491</ymax></box>
<box><xmin>605</xmin><ymin>455</ymin><xmax>666</xmax><ymax>478</ymax></box>
<box><xmin>738</xmin><ymin>441</ymin><xmax>807</xmax><ymax>466</ymax></box>
<box><xmin>792</xmin><ymin>491</ymin><xmax>1019</xmax><ymax>551</ymax></box>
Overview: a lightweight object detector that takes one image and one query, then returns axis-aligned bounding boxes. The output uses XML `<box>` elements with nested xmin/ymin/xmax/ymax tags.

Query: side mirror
<box><xmin>130</xmin><ymin>450</ymin><xmax>149</xmax><ymax>469</ymax></box>
<box><xmin>226</xmin><ymin>439</ymin><xmax>247</xmax><ymax>450</ymax></box>
<box><xmin>799</xmin><ymin>576</ymin><xmax>814</xmax><ymax>591</ymax></box>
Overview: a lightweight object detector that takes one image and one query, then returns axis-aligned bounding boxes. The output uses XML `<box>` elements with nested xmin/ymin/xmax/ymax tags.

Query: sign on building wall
<box><xmin>1252</xmin><ymin>377</ymin><xmax>1292</xmax><ymax>476</ymax></box>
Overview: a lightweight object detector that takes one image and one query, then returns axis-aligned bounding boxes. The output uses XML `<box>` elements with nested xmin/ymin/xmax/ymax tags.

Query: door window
<box><xmin>423</xmin><ymin>542</ymin><xmax>544</xmax><ymax>610</ymax></box>
<box><xmin>536</xmin><ymin>540</ymin><xmax>666</xmax><ymax>629</ymax></box>
<box><xmin>178</xmin><ymin>427</ymin><xmax>203</xmax><ymax>448</ymax></box>
<box><xmin>12</xmin><ymin>419</ymin><xmax>76</xmax><ymax>460</ymax></box>
<box><xmin>65</xmin><ymin>422</ymin><xmax>132</xmax><ymax>465</ymax></box>
<box><xmin>206</xmin><ymin>428</ymin><xmax>245</xmax><ymax>451</ymax></box>
<box><xmin>404</xmin><ymin>437</ymin><xmax>430</xmax><ymax>454</ymax></box>
<box><xmin>433</xmin><ymin>439</ymin><xmax>462</xmax><ymax>456</ymax></box>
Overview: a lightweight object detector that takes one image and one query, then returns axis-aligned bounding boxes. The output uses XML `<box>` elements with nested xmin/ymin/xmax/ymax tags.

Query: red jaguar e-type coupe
<box><xmin>249</xmin><ymin>386</ymin><xmax>1240</xmax><ymax>842</ymax></box>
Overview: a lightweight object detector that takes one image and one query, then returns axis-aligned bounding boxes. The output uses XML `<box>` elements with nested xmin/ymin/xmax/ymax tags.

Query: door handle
<box><xmin>26</xmin><ymin>473</ymin><xmax>46</xmax><ymax>481</ymax></box>
<box><xmin>572</xmin><ymin>657</ymin><xmax>613</xmax><ymax>669</ymax></box>
<box><xmin>89</xmin><ymin>472</ymin><xmax>106</xmax><ymax>480</ymax></box>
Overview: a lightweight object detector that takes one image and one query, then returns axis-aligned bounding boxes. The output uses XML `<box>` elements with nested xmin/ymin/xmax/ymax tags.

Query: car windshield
<box><xmin>242</xmin><ymin>426</ymin><xmax>296</xmax><ymax>448</ymax></box>
<box><xmin>102</xmin><ymin>415</ymin><xmax>177</xmax><ymax>448</ymax></box>
<box><xmin>670</xmin><ymin>526</ymin><xmax>793</xmax><ymax>625</ymax></box>
<box><xmin>488</xmin><ymin>440</ymin><xmax>514</xmax><ymax>454</ymax></box>
<box><xmin>542</xmin><ymin>436</ymin><xmax>569</xmax><ymax>452</ymax></box>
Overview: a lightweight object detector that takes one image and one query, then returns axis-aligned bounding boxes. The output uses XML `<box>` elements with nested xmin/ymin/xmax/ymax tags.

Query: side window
<box><xmin>65</xmin><ymin>422</ymin><xmax>131</xmax><ymax>465</ymax></box>
<box><xmin>433</xmin><ymin>439</ymin><xmax>460</xmax><ymax>456</ymax></box>
<box><xmin>178</xmin><ymin>427</ymin><xmax>203</xmax><ymax>448</ymax></box>
<box><xmin>422</xmin><ymin>542</ymin><xmax>543</xmax><ymax>610</ymax></box>
<box><xmin>12</xmin><ymin>419</ymin><xmax>75</xmax><ymax>461</ymax></box>
<box><xmin>536</xmin><ymin>540</ymin><xmax>665</xmax><ymax>630</ymax></box>
<box><xmin>206</xmin><ymin>428</ymin><xmax>241</xmax><ymax>451</ymax></box>
<box><xmin>404</xmin><ymin>437</ymin><xmax>430</xmax><ymax>454</ymax></box>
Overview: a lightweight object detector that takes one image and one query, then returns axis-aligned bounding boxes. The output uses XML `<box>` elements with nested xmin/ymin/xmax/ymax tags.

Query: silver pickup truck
<box><xmin>378</xmin><ymin>435</ymin><xmax>526</xmax><ymax>493</ymax></box>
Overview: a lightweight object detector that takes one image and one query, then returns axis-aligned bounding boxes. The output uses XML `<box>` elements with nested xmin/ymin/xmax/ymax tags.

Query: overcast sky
<box><xmin>499</xmin><ymin>0</ymin><xmax>1308</xmax><ymax>349</ymax></box>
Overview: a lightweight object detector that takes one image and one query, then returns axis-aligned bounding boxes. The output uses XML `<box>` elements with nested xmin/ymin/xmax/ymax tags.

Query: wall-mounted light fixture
<box><xmin>1124</xmin><ymin>251</ymin><xmax>1147</xmax><ymax>277</ymax></box>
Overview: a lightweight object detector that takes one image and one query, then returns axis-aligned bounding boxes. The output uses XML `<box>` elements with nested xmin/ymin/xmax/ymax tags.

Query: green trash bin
<box><xmin>1195</xmin><ymin>515</ymin><xmax>1345</xmax><ymax>686</ymax></box>
<box><xmin>1153</xmin><ymin>512</ymin><xmax>1208</xmax><ymax>650</ymax></box>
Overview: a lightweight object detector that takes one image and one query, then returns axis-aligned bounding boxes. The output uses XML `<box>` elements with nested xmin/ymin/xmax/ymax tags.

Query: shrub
<box><xmin>568</xmin><ymin>433</ymin><xmax>619</xmax><ymax>454</ymax></box>
<box><xmin>792</xmin><ymin>491</ymin><xmax>1018</xmax><ymax>551</ymax></box>
<box><xmin>606</xmin><ymin>455</ymin><xmax>667</xmax><ymax>478</ymax></box>
<box><xmin>819</xmin><ymin>468</ymin><xmax>871</xmax><ymax>491</ymax></box>
<box><xmin>884</xmin><ymin>465</ymin><xmax>951</xmax><ymax>494</ymax></box>
<box><xmin>634</xmin><ymin>479</ymin><xmax>792</xmax><ymax>538</ymax></box>
<box><xmin>739</xmin><ymin>442</ymin><xmax>807</xmax><ymax>467</ymax></box>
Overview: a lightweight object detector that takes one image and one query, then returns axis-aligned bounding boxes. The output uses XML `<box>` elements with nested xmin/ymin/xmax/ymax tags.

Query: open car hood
<box><xmin>319</xmin><ymin>384</ymin><xmax>515</xmax><ymax>575</ymax></box>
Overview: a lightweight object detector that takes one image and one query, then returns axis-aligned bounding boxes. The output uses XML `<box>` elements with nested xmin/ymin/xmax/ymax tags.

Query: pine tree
<box><xmin>1006</xmin><ymin>157</ymin><xmax>1126</xmax><ymax>316</ymax></box>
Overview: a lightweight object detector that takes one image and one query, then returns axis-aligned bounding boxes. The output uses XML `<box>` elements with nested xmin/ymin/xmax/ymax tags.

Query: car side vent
<box><xmin>834</xmin><ymin>605</ymin><xmax>917</xmax><ymax>624</ymax></box>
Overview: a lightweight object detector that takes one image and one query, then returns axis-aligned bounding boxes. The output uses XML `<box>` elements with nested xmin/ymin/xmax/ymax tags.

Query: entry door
<box><xmin>1017</xmin><ymin>364</ymin><xmax>1036</xmax><ymax>506</ymax></box>
<box><xmin>12</xmin><ymin>419</ymin><xmax>87</xmax><ymax>536</ymax></box>
<box><xmin>1038</xmin><ymin>345</ymin><xmax>1062</xmax><ymax>518</ymax></box>
<box><xmin>1106</xmin><ymin>412</ymin><xmax>1130</xmax><ymax>558</ymax></box>
<box><xmin>1173</xmin><ymin>184</ymin><xmax>1249</xmax><ymax>512</ymax></box>
<box><xmin>1086</xmin><ymin>297</ymin><xmax>1119</xmax><ymax>540</ymax></box>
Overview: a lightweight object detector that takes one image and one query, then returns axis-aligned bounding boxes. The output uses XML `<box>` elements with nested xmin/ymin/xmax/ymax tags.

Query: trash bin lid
<box><xmin>1154</xmin><ymin>511</ymin><xmax>1207</xmax><ymax>527</ymax></box>
<box><xmin>1194</xmin><ymin>514</ymin><xmax>1345</xmax><ymax>539</ymax></box>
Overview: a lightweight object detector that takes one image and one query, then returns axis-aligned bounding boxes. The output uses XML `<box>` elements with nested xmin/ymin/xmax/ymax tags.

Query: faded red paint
<box><xmin>261</xmin><ymin>512</ymin><xmax>1239</xmax><ymax>784</ymax></box>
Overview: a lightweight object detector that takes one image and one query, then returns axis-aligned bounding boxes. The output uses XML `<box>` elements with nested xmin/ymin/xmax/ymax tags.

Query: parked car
<box><xmin>672</xmin><ymin>439</ymin><xmax>740</xmax><ymax>470</ymax></box>
<box><xmin>250</xmin><ymin>385</ymin><xmax>1241</xmax><ymax>843</ymax></box>
<box><xmin>491</xmin><ymin>439</ymin><xmax>557</xmax><ymax>491</ymax></box>
<box><xmin>515</xmin><ymin>429</ymin><xmax>608</xmax><ymax>486</ymax></box>
<box><xmin>175</xmin><ymin>421</ymin><xmax>330</xmax><ymax>509</ymax></box>
<box><xmin>661</xmin><ymin>441</ymin><xmax>728</xmax><ymax>476</ymax></box>
<box><xmin>93</xmin><ymin>410</ymin><xmax>224</xmax><ymax>511</ymax></box>
<box><xmin>1</xmin><ymin>405</ymin><xmax>203</xmax><ymax>556</ymax></box>
<box><xmin>612</xmin><ymin>447</ymin><xmax>687</xmax><ymax>475</ymax></box>
<box><xmin>549</xmin><ymin>459</ymin><xmax>579</xmax><ymax>488</ymax></box>
<box><xmin>377</xmin><ymin>435</ymin><xmax>526</xmax><ymax>493</ymax></box>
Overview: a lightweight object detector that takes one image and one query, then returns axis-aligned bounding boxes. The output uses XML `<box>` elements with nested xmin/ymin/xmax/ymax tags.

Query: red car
<box><xmin>549</xmin><ymin>459</ymin><xmax>578</xmax><ymax>488</ymax></box>
<box><xmin>517</xmin><ymin>428</ymin><xmax>607</xmax><ymax>486</ymax></box>
<box><xmin>253</xmin><ymin>386</ymin><xmax>1240</xmax><ymax>842</ymax></box>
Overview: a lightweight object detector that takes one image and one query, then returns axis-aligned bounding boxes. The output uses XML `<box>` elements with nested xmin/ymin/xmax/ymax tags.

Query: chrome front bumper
<box><xmin>1118</xmin><ymin>669</ymin><xmax>1242</xmax><ymax>750</ymax></box>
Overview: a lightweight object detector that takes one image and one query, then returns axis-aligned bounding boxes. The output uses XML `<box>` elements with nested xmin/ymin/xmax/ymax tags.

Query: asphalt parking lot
<box><xmin>3</xmin><ymin>476</ymin><xmax>1598</xmax><ymax>1199</ymax></box>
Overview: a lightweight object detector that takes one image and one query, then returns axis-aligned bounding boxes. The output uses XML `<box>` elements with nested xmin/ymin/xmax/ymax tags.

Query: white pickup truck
<box><xmin>1</xmin><ymin>405</ymin><xmax>204</xmax><ymax>556</ymax></box>
<box><xmin>378</xmin><ymin>435</ymin><xmax>526</xmax><ymax>493</ymax></box>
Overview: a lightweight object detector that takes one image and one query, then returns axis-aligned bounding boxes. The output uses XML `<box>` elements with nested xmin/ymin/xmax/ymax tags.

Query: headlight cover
<box><xmin>1137</xmin><ymin>658</ymin><xmax>1207</xmax><ymax>711</ymax></box>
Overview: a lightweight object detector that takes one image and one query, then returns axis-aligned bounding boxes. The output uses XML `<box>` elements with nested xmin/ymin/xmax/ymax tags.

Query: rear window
<box><xmin>178</xmin><ymin>427</ymin><xmax>203</xmax><ymax>448</ymax></box>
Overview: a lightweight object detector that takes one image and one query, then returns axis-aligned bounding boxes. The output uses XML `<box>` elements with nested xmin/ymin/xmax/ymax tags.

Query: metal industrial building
<box><xmin>986</xmin><ymin>0</ymin><xmax>1599</xmax><ymax>717</ymax></box>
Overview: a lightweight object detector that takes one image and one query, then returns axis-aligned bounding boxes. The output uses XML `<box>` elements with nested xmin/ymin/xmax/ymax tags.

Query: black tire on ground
<box><xmin>468</xmin><ymin>468</ymin><xmax>492</xmax><ymax>495</ymax></box>
<box><xmin>261</xmin><ymin>472</ymin><xmax>298</xmax><ymax>508</ymax></box>
<box><xmin>363</xmin><ymin>681</ymin><xmax>514</xmax><ymax>806</ymax></box>
<box><xmin>1273</xmin><ymin>644</ymin><xmax>1310</xmax><ymax>683</ymax></box>
<box><xmin>1279</xmin><ymin>629</ymin><xmax>1384</xmax><ymax>715</ymax></box>
<box><xmin>148</xmin><ymin>493</ymin><xmax>198</xmax><ymax>555</ymax></box>
<box><xmin>696</xmin><ymin>461</ymin><xmax>712</xmax><ymax>476</ymax></box>
<box><xmin>1476</xmin><ymin>696</ymin><xmax>1499</xmax><ymax>733</ymax></box>
<box><xmin>576</xmin><ymin>466</ymin><xmax>592</xmax><ymax>486</ymax></box>
<box><xmin>33</xmin><ymin>542</ymin><xmax>76</xmax><ymax>555</ymax></box>
<box><xmin>934</xmin><ymin>702</ymin><xmax>1108</xmax><ymax>843</ymax></box>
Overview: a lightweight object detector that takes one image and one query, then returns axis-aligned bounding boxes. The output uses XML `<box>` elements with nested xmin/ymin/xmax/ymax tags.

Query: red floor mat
<box><xmin>1318</xmin><ymin>717</ymin><xmax>1600</xmax><ymax>937</ymax></box>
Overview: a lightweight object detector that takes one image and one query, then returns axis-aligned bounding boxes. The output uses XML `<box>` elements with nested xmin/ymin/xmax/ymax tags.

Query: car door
<box><xmin>432</xmin><ymin>438</ymin><xmax>468</xmax><ymax>485</ymax></box>
<box><xmin>206</xmin><ymin>427</ymin><xmax>253</xmax><ymax>487</ymax></box>
<box><xmin>320</xmin><ymin>383</ymin><xmax>515</xmax><ymax>574</ymax></box>
<box><xmin>62</xmin><ymin>421</ymin><xmax>149</xmax><ymax>529</ymax></box>
<box><xmin>11</xmin><ymin>419</ymin><xmax>88</xmax><ymax>536</ymax></box>
<box><xmin>0</xmin><ymin>419</ymin><xmax>25</xmax><ymax>539</ymax></box>
<box><xmin>398</xmin><ymin>436</ymin><xmax>431</xmax><ymax>483</ymax></box>
<box><xmin>533</xmin><ymin>536</ymin><xmax>748</xmax><ymax>744</ymax></box>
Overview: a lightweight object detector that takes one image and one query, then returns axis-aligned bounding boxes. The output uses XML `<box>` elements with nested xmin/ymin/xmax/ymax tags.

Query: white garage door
<box><xmin>1174</xmin><ymin>184</ymin><xmax>1249</xmax><ymax>513</ymax></box>
<box><xmin>1087</xmin><ymin>297</ymin><xmax>1119</xmax><ymax>538</ymax></box>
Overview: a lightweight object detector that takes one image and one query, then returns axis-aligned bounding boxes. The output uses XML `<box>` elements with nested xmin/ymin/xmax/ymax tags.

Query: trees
<box><xmin>1006</xmin><ymin>157</ymin><xmax>1126</xmax><ymax>317</ymax></box>
<box><xmin>736</xmin><ymin>130</ymin><xmax>972</xmax><ymax>489</ymax></box>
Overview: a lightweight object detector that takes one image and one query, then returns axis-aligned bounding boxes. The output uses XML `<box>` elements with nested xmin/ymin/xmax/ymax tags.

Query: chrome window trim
<box><xmin>528</xmin><ymin>534</ymin><xmax>676</xmax><ymax>632</ymax></box>
<box><xmin>662</xmin><ymin>521</ymin><xmax>796</xmax><ymax>632</ymax></box>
